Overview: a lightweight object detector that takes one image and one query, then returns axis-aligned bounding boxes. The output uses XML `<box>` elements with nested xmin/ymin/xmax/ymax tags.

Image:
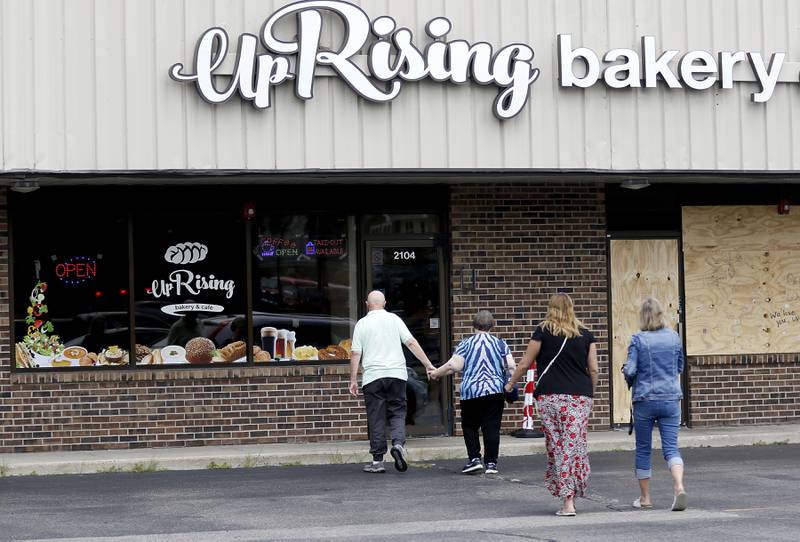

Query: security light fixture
<box><xmin>9</xmin><ymin>179</ymin><xmax>40</xmax><ymax>193</ymax></box>
<box><xmin>620</xmin><ymin>178</ymin><xmax>650</xmax><ymax>190</ymax></box>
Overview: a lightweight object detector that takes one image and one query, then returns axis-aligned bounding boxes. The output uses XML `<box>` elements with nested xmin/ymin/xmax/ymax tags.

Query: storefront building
<box><xmin>1</xmin><ymin>0</ymin><xmax>799</xmax><ymax>452</ymax></box>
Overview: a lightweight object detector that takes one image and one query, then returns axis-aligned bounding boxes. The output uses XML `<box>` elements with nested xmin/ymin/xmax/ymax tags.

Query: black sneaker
<box><xmin>390</xmin><ymin>444</ymin><xmax>408</xmax><ymax>472</ymax></box>
<box><xmin>461</xmin><ymin>458</ymin><xmax>484</xmax><ymax>474</ymax></box>
<box><xmin>485</xmin><ymin>462</ymin><xmax>498</xmax><ymax>474</ymax></box>
<box><xmin>362</xmin><ymin>461</ymin><xmax>385</xmax><ymax>473</ymax></box>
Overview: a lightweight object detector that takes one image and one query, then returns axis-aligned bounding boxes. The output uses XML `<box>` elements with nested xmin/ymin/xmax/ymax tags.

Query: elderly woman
<box><xmin>506</xmin><ymin>293</ymin><xmax>599</xmax><ymax>516</ymax></box>
<box><xmin>429</xmin><ymin>310</ymin><xmax>515</xmax><ymax>475</ymax></box>
<box><xmin>623</xmin><ymin>297</ymin><xmax>687</xmax><ymax>511</ymax></box>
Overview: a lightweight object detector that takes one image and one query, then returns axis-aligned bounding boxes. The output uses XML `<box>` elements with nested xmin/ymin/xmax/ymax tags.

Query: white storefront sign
<box><xmin>170</xmin><ymin>0</ymin><xmax>795</xmax><ymax>121</ymax></box>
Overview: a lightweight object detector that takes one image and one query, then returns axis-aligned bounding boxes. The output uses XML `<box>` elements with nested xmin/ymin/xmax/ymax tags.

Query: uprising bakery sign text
<box><xmin>169</xmin><ymin>0</ymin><xmax>793</xmax><ymax>121</ymax></box>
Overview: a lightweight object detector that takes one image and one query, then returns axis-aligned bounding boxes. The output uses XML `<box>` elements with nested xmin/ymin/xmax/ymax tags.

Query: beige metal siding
<box><xmin>2</xmin><ymin>0</ymin><xmax>800</xmax><ymax>172</ymax></box>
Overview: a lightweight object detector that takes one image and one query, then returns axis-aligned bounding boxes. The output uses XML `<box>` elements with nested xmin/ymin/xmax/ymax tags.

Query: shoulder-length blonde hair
<box><xmin>640</xmin><ymin>297</ymin><xmax>669</xmax><ymax>331</ymax></box>
<box><xmin>540</xmin><ymin>293</ymin><xmax>584</xmax><ymax>338</ymax></box>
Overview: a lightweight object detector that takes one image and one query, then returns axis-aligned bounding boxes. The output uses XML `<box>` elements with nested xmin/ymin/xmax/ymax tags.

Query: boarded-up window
<box><xmin>682</xmin><ymin>206</ymin><xmax>800</xmax><ymax>355</ymax></box>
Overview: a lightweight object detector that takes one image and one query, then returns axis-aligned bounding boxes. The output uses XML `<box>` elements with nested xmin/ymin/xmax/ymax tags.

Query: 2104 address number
<box><xmin>393</xmin><ymin>251</ymin><xmax>416</xmax><ymax>261</ymax></box>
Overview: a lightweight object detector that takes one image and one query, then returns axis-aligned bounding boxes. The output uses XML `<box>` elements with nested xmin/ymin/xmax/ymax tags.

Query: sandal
<box><xmin>555</xmin><ymin>510</ymin><xmax>577</xmax><ymax>516</ymax></box>
<box><xmin>633</xmin><ymin>497</ymin><xmax>653</xmax><ymax>509</ymax></box>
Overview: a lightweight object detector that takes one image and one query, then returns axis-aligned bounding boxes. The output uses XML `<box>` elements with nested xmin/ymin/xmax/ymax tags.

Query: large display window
<box><xmin>12</xmin><ymin>203</ymin><xmax>131</xmax><ymax>369</ymax></box>
<box><xmin>252</xmin><ymin>214</ymin><xmax>356</xmax><ymax>361</ymax></box>
<box><xmin>9</xmin><ymin>186</ymin><xmax>444</xmax><ymax>371</ymax></box>
<box><xmin>133</xmin><ymin>209</ymin><xmax>248</xmax><ymax>366</ymax></box>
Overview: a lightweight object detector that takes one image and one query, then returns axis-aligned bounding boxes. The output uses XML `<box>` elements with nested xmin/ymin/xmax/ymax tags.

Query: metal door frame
<box><xmin>363</xmin><ymin>239</ymin><xmax>451</xmax><ymax>437</ymax></box>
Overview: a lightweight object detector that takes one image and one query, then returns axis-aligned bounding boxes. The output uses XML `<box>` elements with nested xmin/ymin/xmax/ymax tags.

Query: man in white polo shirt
<box><xmin>349</xmin><ymin>290</ymin><xmax>435</xmax><ymax>473</ymax></box>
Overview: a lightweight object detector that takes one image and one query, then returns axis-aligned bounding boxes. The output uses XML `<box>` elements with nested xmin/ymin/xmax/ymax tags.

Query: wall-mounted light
<box><xmin>620</xmin><ymin>178</ymin><xmax>650</xmax><ymax>190</ymax></box>
<box><xmin>9</xmin><ymin>179</ymin><xmax>40</xmax><ymax>193</ymax></box>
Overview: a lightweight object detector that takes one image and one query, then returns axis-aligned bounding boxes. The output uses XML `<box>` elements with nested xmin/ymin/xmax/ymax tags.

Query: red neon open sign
<box><xmin>54</xmin><ymin>257</ymin><xmax>97</xmax><ymax>284</ymax></box>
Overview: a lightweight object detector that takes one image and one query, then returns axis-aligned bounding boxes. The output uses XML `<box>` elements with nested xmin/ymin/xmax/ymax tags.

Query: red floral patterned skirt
<box><xmin>536</xmin><ymin>393</ymin><xmax>593</xmax><ymax>498</ymax></box>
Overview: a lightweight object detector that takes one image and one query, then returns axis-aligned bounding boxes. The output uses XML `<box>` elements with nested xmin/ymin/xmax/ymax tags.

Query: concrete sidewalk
<box><xmin>1</xmin><ymin>424</ymin><xmax>798</xmax><ymax>476</ymax></box>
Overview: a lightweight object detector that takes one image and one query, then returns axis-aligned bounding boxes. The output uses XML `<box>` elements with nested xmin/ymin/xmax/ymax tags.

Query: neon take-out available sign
<box><xmin>170</xmin><ymin>0</ymin><xmax>792</xmax><ymax>120</ymax></box>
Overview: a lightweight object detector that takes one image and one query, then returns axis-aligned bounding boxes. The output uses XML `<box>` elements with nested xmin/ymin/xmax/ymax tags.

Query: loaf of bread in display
<box><xmin>218</xmin><ymin>340</ymin><xmax>246</xmax><ymax>362</ymax></box>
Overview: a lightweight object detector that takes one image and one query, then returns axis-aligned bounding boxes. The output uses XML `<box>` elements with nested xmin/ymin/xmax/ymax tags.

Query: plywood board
<box><xmin>683</xmin><ymin>206</ymin><xmax>800</xmax><ymax>355</ymax></box>
<box><xmin>610</xmin><ymin>239</ymin><xmax>681</xmax><ymax>424</ymax></box>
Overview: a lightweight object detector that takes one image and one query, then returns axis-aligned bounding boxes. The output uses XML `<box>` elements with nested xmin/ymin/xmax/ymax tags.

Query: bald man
<box><xmin>350</xmin><ymin>290</ymin><xmax>435</xmax><ymax>473</ymax></box>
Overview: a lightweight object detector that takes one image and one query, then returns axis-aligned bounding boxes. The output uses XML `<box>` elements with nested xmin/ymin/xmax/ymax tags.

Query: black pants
<box><xmin>461</xmin><ymin>393</ymin><xmax>505</xmax><ymax>463</ymax></box>
<box><xmin>363</xmin><ymin>377</ymin><xmax>407</xmax><ymax>461</ymax></box>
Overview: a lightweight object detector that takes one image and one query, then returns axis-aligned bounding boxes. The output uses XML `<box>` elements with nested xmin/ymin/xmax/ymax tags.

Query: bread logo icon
<box><xmin>165</xmin><ymin>242</ymin><xmax>208</xmax><ymax>265</ymax></box>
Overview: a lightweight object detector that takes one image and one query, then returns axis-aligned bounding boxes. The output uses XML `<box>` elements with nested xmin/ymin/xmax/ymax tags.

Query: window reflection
<box><xmin>133</xmin><ymin>211</ymin><xmax>248</xmax><ymax>365</ymax></box>
<box><xmin>12</xmin><ymin>207</ymin><xmax>130</xmax><ymax>369</ymax></box>
<box><xmin>252</xmin><ymin>214</ymin><xmax>356</xmax><ymax>361</ymax></box>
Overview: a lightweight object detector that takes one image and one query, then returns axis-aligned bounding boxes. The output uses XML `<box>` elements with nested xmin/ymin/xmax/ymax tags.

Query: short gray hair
<box><xmin>473</xmin><ymin>310</ymin><xmax>495</xmax><ymax>331</ymax></box>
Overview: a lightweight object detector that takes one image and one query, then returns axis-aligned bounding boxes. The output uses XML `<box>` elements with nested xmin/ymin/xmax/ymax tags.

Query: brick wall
<box><xmin>449</xmin><ymin>184</ymin><xmax>610</xmax><ymax>432</ymax></box>
<box><xmin>1</xmin><ymin>366</ymin><xmax>365</xmax><ymax>453</ymax></box>
<box><xmin>688</xmin><ymin>354</ymin><xmax>800</xmax><ymax>426</ymax></box>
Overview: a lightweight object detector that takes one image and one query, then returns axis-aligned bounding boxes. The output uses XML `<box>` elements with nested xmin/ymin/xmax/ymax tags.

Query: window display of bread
<box><xmin>319</xmin><ymin>345</ymin><xmax>349</xmax><ymax>359</ymax></box>
<box><xmin>292</xmin><ymin>345</ymin><xmax>318</xmax><ymax>360</ymax></box>
<box><xmin>218</xmin><ymin>340</ymin><xmax>246</xmax><ymax>362</ymax></box>
<box><xmin>338</xmin><ymin>338</ymin><xmax>352</xmax><ymax>355</ymax></box>
<box><xmin>185</xmin><ymin>337</ymin><xmax>215</xmax><ymax>364</ymax></box>
<box><xmin>134</xmin><ymin>344</ymin><xmax>152</xmax><ymax>363</ymax></box>
<box><xmin>254</xmin><ymin>351</ymin><xmax>271</xmax><ymax>362</ymax></box>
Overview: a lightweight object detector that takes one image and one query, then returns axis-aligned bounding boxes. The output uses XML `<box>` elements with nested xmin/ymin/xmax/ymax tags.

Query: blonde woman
<box><xmin>623</xmin><ymin>297</ymin><xmax>687</xmax><ymax>511</ymax></box>
<box><xmin>506</xmin><ymin>293</ymin><xmax>599</xmax><ymax>516</ymax></box>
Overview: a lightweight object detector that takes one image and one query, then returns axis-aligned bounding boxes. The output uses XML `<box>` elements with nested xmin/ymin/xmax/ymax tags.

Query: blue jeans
<box><xmin>633</xmin><ymin>400</ymin><xmax>683</xmax><ymax>480</ymax></box>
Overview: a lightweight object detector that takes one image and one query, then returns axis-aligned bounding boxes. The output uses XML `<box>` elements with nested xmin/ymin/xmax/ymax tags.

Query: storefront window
<box><xmin>132</xmin><ymin>210</ymin><xmax>248</xmax><ymax>366</ymax></box>
<box><xmin>12</xmin><ymin>204</ymin><xmax>130</xmax><ymax>369</ymax></box>
<box><xmin>252</xmin><ymin>214</ymin><xmax>356</xmax><ymax>361</ymax></box>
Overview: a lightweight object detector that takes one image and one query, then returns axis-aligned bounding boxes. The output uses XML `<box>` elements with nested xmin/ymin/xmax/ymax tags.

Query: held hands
<box><xmin>427</xmin><ymin>367</ymin><xmax>438</xmax><ymax>381</ymax></box>
<box><xmin>504</xmin><ymin>382</ymin><xmax>514</xmax><ymax>394</ymax></box>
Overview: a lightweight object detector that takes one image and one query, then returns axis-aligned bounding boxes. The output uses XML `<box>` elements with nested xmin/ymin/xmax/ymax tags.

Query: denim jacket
<box><xmin>623</xmin><ymin>328</ymin><xmax>684</xmax><ymax>402</ymax></box>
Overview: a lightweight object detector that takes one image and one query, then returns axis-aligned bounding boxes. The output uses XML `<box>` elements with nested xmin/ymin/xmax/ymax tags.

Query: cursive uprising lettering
<box><xmin>169</xmin><ymin>0</ymin><xmax>540</xmax><ymax>119</ymax></box>
<box><xmin>151</xmin><ymin>270</ymin><xmax>236</xmax><ymax>300</ymax></box>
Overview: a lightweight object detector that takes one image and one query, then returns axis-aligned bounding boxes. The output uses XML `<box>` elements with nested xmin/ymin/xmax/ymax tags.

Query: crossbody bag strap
<box><xmin>535</xmin><ymin>336</ymin><xmax>568</xmax><ymax>387</ymax></box>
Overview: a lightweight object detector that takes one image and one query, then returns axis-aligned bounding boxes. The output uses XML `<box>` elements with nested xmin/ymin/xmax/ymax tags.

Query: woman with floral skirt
<box><xmin>507</xmin><ymin>293</ymin><xmax>599</xmax><ymax>516</ymax></box>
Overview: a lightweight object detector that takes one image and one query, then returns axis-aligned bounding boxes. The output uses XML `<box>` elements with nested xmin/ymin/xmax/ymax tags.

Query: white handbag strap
<box><xmin>535</xmin><ymin>336</ymin><xmax>568</xmax><ymax>387</ymax></box>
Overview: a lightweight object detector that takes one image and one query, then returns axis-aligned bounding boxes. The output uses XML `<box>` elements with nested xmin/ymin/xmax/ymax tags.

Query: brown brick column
<box><xmin>0</xmin><ymin>188</ymin><xmax>10</xmax><ymax>446</ymax></box>
<box><xmin>449</xmin><ymin>183</ymin><xmax>610</xmax><ymax>432</ymax></box>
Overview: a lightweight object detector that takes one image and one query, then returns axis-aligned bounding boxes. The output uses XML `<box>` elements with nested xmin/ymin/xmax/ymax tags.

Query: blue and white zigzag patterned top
<box><xmin>456</xmin><ymin>332</ymin><xmax>510</xmax><ymax>401</ymax></box>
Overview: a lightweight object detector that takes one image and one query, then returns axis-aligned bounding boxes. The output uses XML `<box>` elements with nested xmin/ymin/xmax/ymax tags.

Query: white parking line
<box><xmin>29</xmin><ymin>509</ymin><xmax>741</xmax><ymax>542</ymax></box>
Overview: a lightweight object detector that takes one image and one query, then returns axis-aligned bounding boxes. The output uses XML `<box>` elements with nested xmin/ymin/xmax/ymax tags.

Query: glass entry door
<box><xmin>365</xmin><ymin>240</ymin><xmax>449</xmax><ymax>436</ymax></box>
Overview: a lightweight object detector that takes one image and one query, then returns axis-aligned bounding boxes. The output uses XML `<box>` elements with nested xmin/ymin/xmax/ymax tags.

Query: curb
<box><xmin>1</xmin><ymin>425</ymin><xmax>798</xmax><ymax>477</ymax></box>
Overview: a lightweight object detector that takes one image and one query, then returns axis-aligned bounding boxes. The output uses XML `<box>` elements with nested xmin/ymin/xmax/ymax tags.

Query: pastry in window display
<box><xmin>319</xmin><ymin>345</ymin><xmax>349</xmax><ymax>360</ymax></box>
<box><xmin>252</xmin><ymin>345</ymin><xmax>271</xmax><ymax>362</ymax></box>
<box><xmin>217</xmin><ymin>340</ymin><xmax>246</xmax><ymax>362</ymax></box>
<box><xmin>134</xmin><ymin>344</ymin><xmax>152</xmax><ymax>363</ymax></box>
<box><xmin>79</xmin><ymin>353</ymin><xmax>98</xmax><ymax>366</ymax></box>
<box><xmin>185</xmin><ymin>337</ymin><xmax>215</xmax><ymax>364</ymax></box>
<box><xmin>338</xmin><ymin>338</ymin><xmax>352</xmax><ymax>355</ymax></box>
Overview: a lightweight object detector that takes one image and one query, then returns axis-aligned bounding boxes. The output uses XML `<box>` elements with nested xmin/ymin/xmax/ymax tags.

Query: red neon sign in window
<box><xmin>54</xmin><ymin>256</ymin><xmax>97</xmax><ymax>285</ymax></box>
